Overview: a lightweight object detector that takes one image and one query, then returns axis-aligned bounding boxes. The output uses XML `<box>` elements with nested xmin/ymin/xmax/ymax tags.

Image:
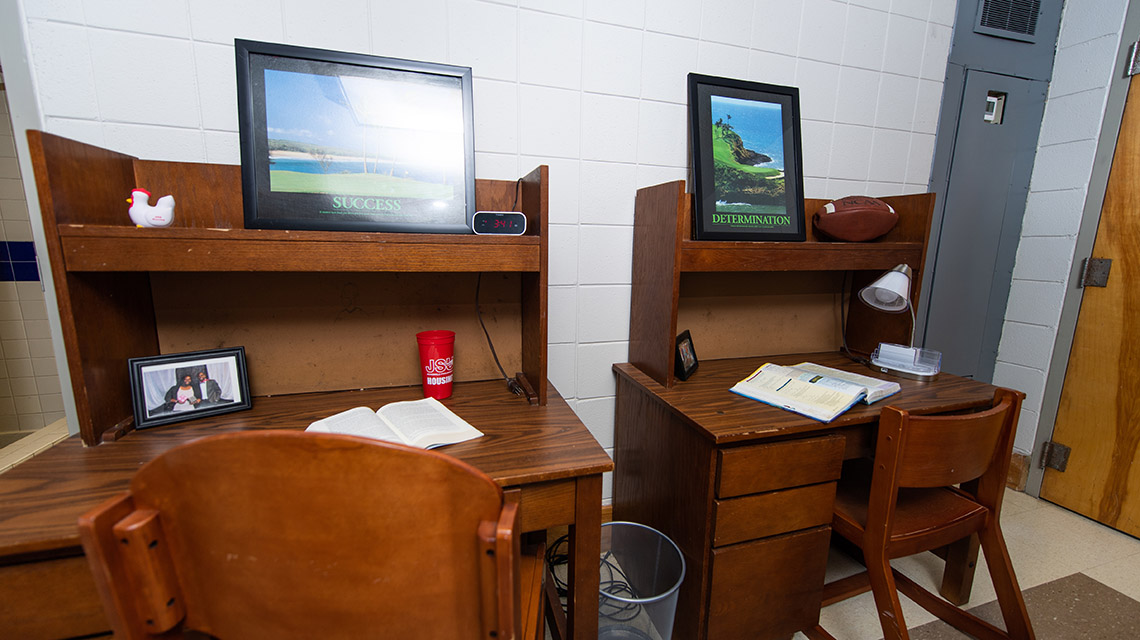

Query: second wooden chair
<box><xmin>807</xmin><ymin>387</ymin><xmax>1034</xmax><ymax>640</ymax></box>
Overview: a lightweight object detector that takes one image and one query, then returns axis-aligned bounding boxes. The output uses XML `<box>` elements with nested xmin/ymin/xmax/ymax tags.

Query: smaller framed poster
<box><xmin>236</xmin><ymin>39</ymin><xmax>476</xmax><ymax>233</ymax></box>
<box><xmin>688</xmin><ymin>73</ymin><xmax>806</xmax><ymax>242</ymax></box>
<box><xmin>129</xmin><ymin>347</ymin><xmax>252</xmax><ymax>430</ymax></box>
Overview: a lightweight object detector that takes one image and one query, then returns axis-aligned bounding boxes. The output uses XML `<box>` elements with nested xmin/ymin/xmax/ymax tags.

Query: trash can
<box><xmin>598</xmin><ymin>521</ymin><xmax>686</xmax><ymax>640</ymax></box>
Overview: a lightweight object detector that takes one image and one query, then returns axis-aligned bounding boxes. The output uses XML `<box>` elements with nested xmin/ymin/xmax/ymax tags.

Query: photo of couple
<box><xmin>161</xmin><ymin>370</ymin><xmax>229</xmax><ymax>414</ymax></box>
<box><xmin>130</xmin><ymin>348</ymin><xmax>251</xmax><ymax>429</ymax></box>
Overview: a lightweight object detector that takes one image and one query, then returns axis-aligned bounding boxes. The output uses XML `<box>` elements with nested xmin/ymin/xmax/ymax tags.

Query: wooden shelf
<box><xmin>679</xmin><ymin>239</ymin><xmax>923</xmax><ymax>272</ymax></box>
<box><xmin>58</xmin><ymin>225</ymin><xmax>541</xmax><ymax>272</ymax></box>
<box><xmin>28</xmin><ymin>131</ymin><xmax>551</xmax><ymax>445</ymax></box>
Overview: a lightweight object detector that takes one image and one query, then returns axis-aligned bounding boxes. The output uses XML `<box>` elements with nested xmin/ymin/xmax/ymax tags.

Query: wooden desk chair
<box><xmin>78</xmin><ymin>431</ymin><xmax>540</xmax><ymax>639</ymax></box>
<box><xmin>807</xmin><ymin>388</ymin><xmax>1034</xmax><ymax>640</ymax></box>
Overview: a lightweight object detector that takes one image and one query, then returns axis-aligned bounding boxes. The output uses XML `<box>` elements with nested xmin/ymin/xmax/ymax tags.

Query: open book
<box><xmin>306</xmin><ymin>397</ymin><xmax>483</xmax><ymax>449</ymax></box>
<box><xmin>730</xmin><ymin>362</ymin><xmax>901</xmax><ymax>423</ymax></box>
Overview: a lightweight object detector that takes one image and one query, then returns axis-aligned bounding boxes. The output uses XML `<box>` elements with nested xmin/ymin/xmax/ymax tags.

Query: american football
<box><xmin>812</xmin><ymin>196</ymin><xmax>898</xmax><ymax>242</ymax></box>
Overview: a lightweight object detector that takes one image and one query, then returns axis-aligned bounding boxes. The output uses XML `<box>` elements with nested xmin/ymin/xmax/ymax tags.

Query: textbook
<box><xmin>729</xmin><ymin>362</ymin><xmax>900</xmax><ymax>423</ymax></box>
<box><xmin>305</xmin><ymin>397</ymin><xmax>483</xmax><ymax>449</ymax></box>
<box><xmin>787</xmin><ymin>362</ymin><xmax>900</xmax><ymax>404</ymax></box>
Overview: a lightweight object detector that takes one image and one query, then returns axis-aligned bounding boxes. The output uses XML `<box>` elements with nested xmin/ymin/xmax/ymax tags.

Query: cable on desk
<box><xmin>476</xmin><ymin>272</ymin><xmax>524</xmax><ymax>397</ymax></box>
<box><xmin>839</xmin><ymin>270</ymin><xmax>873</xmax><ymax>368</ymax></box>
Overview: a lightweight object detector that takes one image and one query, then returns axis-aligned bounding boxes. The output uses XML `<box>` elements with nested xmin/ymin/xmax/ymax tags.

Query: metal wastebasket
<box><xmin>598</xmin><ymin>521</ymin><xmax>686</xmax><ymax>640</ymax></box>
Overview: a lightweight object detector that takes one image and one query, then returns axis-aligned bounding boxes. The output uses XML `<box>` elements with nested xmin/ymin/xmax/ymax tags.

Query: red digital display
<box><xmin>473</xmin><ymin>212</ymin><xmax>526</xmax><ymax>235</ymax></box>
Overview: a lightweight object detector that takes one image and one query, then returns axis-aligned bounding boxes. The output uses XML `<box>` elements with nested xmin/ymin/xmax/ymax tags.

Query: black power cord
<box><xmin>475</xmin><ymin>177</ymin><xmax>526</xmax><ymax>397</ymax></box>
<box><xmin>476</xmin><ymin>273</ymin><xmax>524</xmax><ymax>397</ymax></box>
<box><xmin>544</xmin><ymin>533</ymin><xmax>643</xmax><ymax>623</ymax></box>
<box><xmin>839</xmin><ymin>270</ymin><xmax>873</xmax><ymax>367</ymax></box>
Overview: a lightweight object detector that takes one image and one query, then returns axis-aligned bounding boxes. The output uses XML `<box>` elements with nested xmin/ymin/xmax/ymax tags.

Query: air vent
<box><xmin>974</xmin><ymin>0</ymin><xmax>1041</xmax><ymax>43</ymax></box>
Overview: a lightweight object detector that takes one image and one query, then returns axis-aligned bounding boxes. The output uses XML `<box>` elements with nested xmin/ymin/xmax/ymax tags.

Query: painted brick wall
<box><xmin>993</xmin><ymin>0</ymin><xmax>1129</xmax><ymax>455</ymax></box>
<box><xmin>15</xmin><ymin>0</ymin><xmax>956</xmax><ymax>499</ymax></box>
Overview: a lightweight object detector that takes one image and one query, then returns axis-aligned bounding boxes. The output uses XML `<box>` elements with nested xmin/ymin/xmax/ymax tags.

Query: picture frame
<box><xmin>236</xmin><ymin>39</ymin><xmax>476</xmax><ymax>234</ymax></box>
<box><xmin>128</xmin><ymin>347</ymin><xmax>252</xmax><ymax>430</ymax></box>
<box><xmin>675</xmin><ymin>330</ymin><xmax>699</xmax><ymax>381</ymax></box>
<box><xmin>688</xmin><ymin>73</ymin><xmax>807</xmax><ymax>242</ymax></box>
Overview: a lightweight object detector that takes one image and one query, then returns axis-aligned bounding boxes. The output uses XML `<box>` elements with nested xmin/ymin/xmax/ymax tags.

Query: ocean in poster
<box><xmin>269</xmin><ymin>156</ymin><xmax>447</xmax><ymax>185</ymax></box>
<box><xmin>710</xmin><ymin>95</ymin><xmax>785</xmax><ymax>171</ymax></box>
<box><xmin>262</xmin><ymin>68</ymin><xmax>464</xmax><ymax>205</ymax></box>
<box><xmin>708</xmin><ymin>94</ymin><xmax>790</xmax><ymax>219</ymax></box>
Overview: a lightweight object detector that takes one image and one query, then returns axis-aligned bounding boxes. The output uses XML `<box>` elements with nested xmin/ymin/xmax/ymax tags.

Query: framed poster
<box><xmin>236</xmin><ymin>39</ymin><xmax>476</xmax><ymax>233</ymax></box>
<box><xmin>128</xmin><ymin>347</ymin><xmax>252</xmax><ymax>430</ymax></box>
<box><xmin>688</xmin><ymin>73</ymin><xmax>806</xmax><ymax>241</ymax></box>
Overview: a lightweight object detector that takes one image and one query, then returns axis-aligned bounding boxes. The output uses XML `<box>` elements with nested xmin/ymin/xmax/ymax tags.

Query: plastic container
<box><xmin>415</xmin><ymin>330</ymin><xmax>455</xmax><ymax>399</ymax></box>
<box><xmin>598</xmin><ymin>521</ymin><xmax>686</xmax><ymax>640</ymax></box>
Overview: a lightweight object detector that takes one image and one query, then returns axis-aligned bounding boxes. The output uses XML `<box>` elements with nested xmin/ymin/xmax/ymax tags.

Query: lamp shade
<box><xmin>858</xmin><ymin>264</ymin><xmax>912</xmax><ymax>313</ymax></box>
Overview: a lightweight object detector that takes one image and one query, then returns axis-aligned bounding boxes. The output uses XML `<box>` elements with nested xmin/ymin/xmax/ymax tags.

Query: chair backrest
<box><xmin>79</xmin><ymin>431</ymin><xmax>520</xmax><ymax>640</ymax></box>
<box><xmin>875</xmin><ymin>388</ymin><xmax>1024</xmax><ymax>503</ymax></box>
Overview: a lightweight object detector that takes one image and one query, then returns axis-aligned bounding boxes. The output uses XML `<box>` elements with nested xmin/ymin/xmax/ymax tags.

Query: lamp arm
<box><xmin>908</xmin><ymin>304</ymin><xmax>915</xmax><ymax>347</ymax></box>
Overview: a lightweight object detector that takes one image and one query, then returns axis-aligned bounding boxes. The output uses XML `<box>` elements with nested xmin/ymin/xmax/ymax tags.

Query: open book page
<box><xmin>789</xmin><ymin>362</ymin><xmax>901</xmax><ymax>403</ymax></box>
<box><xmin>306</xmin><ymin>406</ymin><xmax>405</xmax><ymax>444</ymax></box>
<box><xmin>305</xmin><ymin>398</ymin><xmax>483</xmax><ymax>449</ymax></box>
<box><xmin>730</xmin><ymin>363</ymin><xmax>867</xmax><ymax>422</ymax></box>
<box><xmin>375</xmin><ymin>397</ymin><xmax>483</xmax><ymax>449</ymax></box>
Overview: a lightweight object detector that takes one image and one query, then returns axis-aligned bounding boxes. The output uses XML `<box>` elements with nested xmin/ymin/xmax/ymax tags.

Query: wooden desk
<box><xmin>612</xmin><ymin>352</ymin><xmax>999</xmax><ymax>640</ymax></box>
<box><xmin>0</xmin><ymin>381</ymin><xmax>612</xmax><ymax>640</ymax></box>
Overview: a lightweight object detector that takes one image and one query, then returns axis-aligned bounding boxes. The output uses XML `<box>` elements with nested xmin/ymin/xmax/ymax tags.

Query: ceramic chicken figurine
<box><xmin>127</xmin><ymin>188</ymin><xmax>175</xmax><ymax>227</ymax></box>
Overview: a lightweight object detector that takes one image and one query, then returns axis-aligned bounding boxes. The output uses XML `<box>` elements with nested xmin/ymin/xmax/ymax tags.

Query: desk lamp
<box><xmin>858</xmin><ymin>264</ymin><xmax>941</xmax><ymax>381</ymax></box>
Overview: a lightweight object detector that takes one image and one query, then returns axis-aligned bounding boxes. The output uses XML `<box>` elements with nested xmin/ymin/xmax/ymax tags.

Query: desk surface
<box><xmin>614</xmin><ymin>351</ymin><xmax>1000</xmax><ymax>445</ymax></box>
<box><xmin>0</xmin><ymin>380</ymin><xmax>613</xmax><ymax>560</ymax></box>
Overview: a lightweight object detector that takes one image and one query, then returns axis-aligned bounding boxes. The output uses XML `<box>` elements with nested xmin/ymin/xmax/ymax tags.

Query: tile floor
<box><xmin>797</xmin><ymin>488</ymin><xmax>1140</xmax><ymax>639</ymax></box>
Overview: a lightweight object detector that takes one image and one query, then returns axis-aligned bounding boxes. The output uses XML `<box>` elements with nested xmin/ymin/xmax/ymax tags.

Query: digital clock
<box><xmin>472</xmin><ymin>211</ymin><xmax>527</xmax><ymax>235</ymax></box>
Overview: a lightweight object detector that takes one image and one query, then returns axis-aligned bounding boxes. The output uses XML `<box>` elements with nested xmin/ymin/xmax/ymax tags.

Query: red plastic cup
<box><xmin>416</xmin><ymin>330</ymin><xmax>455</xmax><ymax>399</ymax></box>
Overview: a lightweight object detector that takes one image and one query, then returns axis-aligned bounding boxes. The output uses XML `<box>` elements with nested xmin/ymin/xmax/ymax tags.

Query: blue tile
<box><xmin>8</xmin><ymin>242</ymin><xmax>35</xmax><ymax>262</ymax></box>
<box><xmin>0</xmin><ymin>263</ymin><xmax>13</xmax><ymax>282</ymax></box>
<box><xmin>12</xmin><ymin>261</ymin><xmax>38</xmax><ymax>282</ymax></box>
<box><xmin>0</xmin><ymin>243</ymin><xmax>10</xmax><ymax>262</ymax></box>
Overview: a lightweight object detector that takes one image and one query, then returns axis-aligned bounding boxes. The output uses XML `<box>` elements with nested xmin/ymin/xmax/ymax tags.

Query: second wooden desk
<box><xmin>612</xmin><ymin>353</ymin><xmax>998</xmax><ymax>640</ymax></box>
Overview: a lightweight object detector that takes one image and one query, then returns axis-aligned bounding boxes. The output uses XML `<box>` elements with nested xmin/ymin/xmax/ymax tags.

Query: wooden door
<box><xmin>1041</xmin><ymin>77</ymin><xmax>1140</xmax><ymax>536</ymax></box>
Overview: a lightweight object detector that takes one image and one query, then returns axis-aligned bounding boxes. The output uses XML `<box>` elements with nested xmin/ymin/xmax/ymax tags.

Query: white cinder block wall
<box><xmin>11</xmin><ymin>0</ymin><xmax>957</xmax><ymax>501</ymax></box>
<box><xmin>992</xmin><ymin>0</ymin><xmax>1129</xmax><ymax>456</ymax></box>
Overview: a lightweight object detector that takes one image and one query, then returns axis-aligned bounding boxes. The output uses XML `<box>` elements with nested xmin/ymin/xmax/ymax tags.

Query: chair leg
<box><xmin>978</xmin><ymin>524</ymin><xmax>1035</xmax><ymax>640</ymax></box>
<box><xmin>894</xmin><ymin>570</ymin><xmax>1009</xmax><ymax>640</ymax></box>
<box><xmin>865</xmin><ymin>550</ymin><xmax>910</xmax><ymax>640</ymax></box>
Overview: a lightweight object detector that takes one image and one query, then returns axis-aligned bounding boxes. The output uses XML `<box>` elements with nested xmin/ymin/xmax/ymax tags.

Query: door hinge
<box><xmin>1079</xmin><ymin>257</ymin><xmax>1111</xmax><ymax>287</ymax></box>
<box><xmin>1040</xmin><ymin>441</ymin><xmax>1071</xmax><ymax>472</ymax></box>
<box><xmin>1128</xmin><ymin>40</ymin><xmax>1140</xmax><ymax>76</ymax></box>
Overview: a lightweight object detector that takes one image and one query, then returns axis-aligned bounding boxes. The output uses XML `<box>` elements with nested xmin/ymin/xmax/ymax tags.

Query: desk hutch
<box><xmin>0</xmin><ymin>132</ymin><xmax>611</xmax><ymax>639</ymax></box>
<box><xmin>613</xmin><ymin>181</ymin><xmax>976</xmax><ymax>640</ymax></box>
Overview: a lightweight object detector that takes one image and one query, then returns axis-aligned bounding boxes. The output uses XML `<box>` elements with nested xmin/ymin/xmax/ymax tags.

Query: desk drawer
<box><xmin>706</xmin><ymin>526</ymin><xmax>831</xmax><ymax>640</ymax></box>
<box><xmin>713</xmin><ymin>482</ymin><xmax>836</xmax><ymax>547</ymax></box>
<box><xmin>717</xmin><ymin>434</ymin><xmax>844</xmax><ymax>499</ymax></box>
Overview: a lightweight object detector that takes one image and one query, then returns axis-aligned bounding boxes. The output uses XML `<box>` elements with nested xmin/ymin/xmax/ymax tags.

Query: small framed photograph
<box><xmin>128</xmin><ymin>347</ymin><xmax>252</xmax><ymax>430</ymax></box>
<box><xmin>236</xmin><ymin>39</ymin><xmax>476</xmax><ymax>234</ymax></box>
<box><xmin>675</xmin><ymin>330</ymin><xmax>699</xmax><ymax>381</ymax></box>
<box><xmin>688</xmin><ymin>73</ymin><xmax>806</xmax><ymax>242</ymax></box>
